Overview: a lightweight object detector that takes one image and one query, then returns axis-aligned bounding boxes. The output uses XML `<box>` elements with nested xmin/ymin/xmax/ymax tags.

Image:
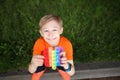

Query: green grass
<box><xmin>0</xmin><ymin>0</ymin><xmax>120</xmax><ymax>72</ymax></box>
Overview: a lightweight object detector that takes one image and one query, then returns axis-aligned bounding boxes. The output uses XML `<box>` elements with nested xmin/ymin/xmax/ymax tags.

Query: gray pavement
<box><xmin>0</xmin><ymin>62</ymin><xmax>120</xmax><ymax>80</ymax></box>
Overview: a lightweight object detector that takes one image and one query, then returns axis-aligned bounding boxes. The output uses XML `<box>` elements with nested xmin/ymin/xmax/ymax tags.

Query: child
<box><xmin>28</xmin><ymin>14</ymin><xmax>75</xmax><ymax>80</ymax></box>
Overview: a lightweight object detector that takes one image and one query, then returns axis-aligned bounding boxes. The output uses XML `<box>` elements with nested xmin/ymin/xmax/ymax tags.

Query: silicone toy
<box><xmin>43</xmin><ymin>47</ymin><xmax>63</xmax><ymax>70</ymax></box>
<box><xmin>32</xmin><ymin>47</ymin><xmax>65</xmax><ymax>80</ymax></box>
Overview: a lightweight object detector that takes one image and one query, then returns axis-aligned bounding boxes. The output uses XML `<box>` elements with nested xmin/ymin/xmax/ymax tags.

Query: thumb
<box><xmin>60</xmin><ymin>51</ymin><xmax>66</xmax><ymax>57</ymax></box>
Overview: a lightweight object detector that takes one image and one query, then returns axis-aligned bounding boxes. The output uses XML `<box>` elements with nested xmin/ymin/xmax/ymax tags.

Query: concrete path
<box><xmin>0</xmin><ymin>62</ymin><xmax>120</xmax><ymax>80</ymax></box>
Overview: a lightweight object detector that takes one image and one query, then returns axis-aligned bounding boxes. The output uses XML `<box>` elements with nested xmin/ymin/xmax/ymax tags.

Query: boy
<box><xmin>28</xmin><ymin>14</ymin><xmax>75</xmax><ymax>80</ymax></box>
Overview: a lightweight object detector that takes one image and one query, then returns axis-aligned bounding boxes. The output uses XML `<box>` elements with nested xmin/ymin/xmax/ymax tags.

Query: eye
<box><xmin>53</xmin><ymin>29</ymin><xmax>57</xmax><ymax>31</ymax></box>
<box><xmin>44</xmin><ymin>30</ymin><xmax>48</xmax><ymax>32</ymax></box>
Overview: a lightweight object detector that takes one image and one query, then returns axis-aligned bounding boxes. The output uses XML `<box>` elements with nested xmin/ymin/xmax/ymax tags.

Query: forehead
<box><xmin>41</xmin><ymin>20</ymin><xmax>60</xmax><ymax>29</ymax></box>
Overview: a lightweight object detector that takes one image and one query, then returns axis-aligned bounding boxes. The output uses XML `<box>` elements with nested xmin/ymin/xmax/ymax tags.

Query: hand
<box><xmin>31</xmin><ymin>55</ymin><xmax>44</xmax><ymax>67</ymax></box>
<box><xmin>60</xmin><ymin>52</ymin><xmax>69</xmax><ymax>69</ymax></box>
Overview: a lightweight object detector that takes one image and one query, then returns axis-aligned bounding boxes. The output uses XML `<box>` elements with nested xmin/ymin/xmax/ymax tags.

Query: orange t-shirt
<box><xmin>33</xmin><ymin>36</ymin><xmax>73</xmax><ymax>60</ymax></box>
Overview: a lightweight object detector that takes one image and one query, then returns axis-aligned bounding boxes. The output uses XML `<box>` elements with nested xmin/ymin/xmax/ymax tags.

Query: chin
<box><xmin>50</xmin><ymin>44</ymin><xmax>57</xmax><ymax>47</ymax></box>
<box><xmin>46</xmin><ymin>40</ymin><xmax>59</xmax><ymax>47</ymax></box>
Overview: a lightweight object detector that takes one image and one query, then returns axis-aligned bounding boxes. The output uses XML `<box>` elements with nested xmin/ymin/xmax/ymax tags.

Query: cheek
<box><xmin>55</xmin><ymin>33</ymin><xmax>60</xmax><ymax>37</ymax></box>
<box><xmin>41</xmin><ymin>32</ymin><xmax>48</xmax><ymax>36</ymax></box>
<box><xmin>43</xmin><ymin>34</ymin><xmax>48</xmax><ymax>38</ymax></box>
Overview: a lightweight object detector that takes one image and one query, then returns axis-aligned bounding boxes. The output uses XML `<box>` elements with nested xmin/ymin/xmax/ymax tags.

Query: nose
<box><xmin>48</xmin><ymin>31</ymin><xmax>54</xmax><ymax>37</ymax></box>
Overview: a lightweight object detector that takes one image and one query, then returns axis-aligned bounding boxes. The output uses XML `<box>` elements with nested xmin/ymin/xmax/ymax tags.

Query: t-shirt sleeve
<box><xmin>32</xmin><ymin>38</ymin><xmax>44</xmax><ymax>56</ymax></box>
<box><xmin>64</xmin><ymin>39</ymin><xmax>73</xmax><ymax>60</ymax></box>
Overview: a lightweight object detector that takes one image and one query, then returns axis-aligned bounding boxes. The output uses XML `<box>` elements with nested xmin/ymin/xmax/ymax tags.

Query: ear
<box><xmin>60</xmin><ymin>27</ymin><xmax>63</xmax><ymax>34</ymax></box>
<box><xmin>39</xmin><ymin>30</ymin><xmax>43</xmax><ymax>37</ymax></box>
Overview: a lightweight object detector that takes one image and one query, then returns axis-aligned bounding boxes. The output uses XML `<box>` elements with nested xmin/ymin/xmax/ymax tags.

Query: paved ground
<box><xmin>81</xmin><ymin>76</ymin><xmax>120</xmax><ymax>80</ymax></box>
<box><xmin>0</xmin><ymin>62</ymin><xmax>120</xmax><ymax>80</ymax></box>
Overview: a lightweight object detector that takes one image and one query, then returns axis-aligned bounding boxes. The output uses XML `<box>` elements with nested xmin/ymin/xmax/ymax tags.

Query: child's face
<box><xmin>40</xmin><ymin>20</ymin><xmax>63</xmax><ymax>47</ymax></box>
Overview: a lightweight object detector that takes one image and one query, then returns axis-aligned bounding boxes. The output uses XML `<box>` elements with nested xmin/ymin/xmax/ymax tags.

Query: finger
<box><xmin>60</xmin><ymin>57</ymin><xmax>67</xmax><ymax>61</ymax></box>
<box><xmin>37</xmin><ymin>58</ymin><xmax>44</xmax><ymax>62</ymax></box>
<box><xmin>60</xmin><ymin>58</ymin><xmax>67</xmax><ymax>63</ymax></box>
<box><xmin>60</xmin><ymin>52</ymin><xmax>66</xmax><ymax>57</ymax></box>
<box><xmin>61</xmin><ymin>60</ymin><xmax>67</xmax><ymax>64</ymax></box>
<box><xmin>34</xmin><ymin>59</ymin><xmax>44</xmax><ymax>64</ymax></box>
<box><xmin>60</xmin><ymin>63</ymin><xmax>67</xmax><ymax>66</ymax></box>
<box><xmin>33</xmin><ymin>56</ymin><xmax>44</xmax><ymax>62</ymax></box>
<box><xmin>34</xmin><ymin>55</ymin><xmax>44</xmax><ymax>59</ymax></box>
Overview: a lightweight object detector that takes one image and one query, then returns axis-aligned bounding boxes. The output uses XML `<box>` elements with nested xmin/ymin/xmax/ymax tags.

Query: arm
<box><xmin>28</xmin><ymin>55</ymin><xmax>44</xmax><ymax>73</ymax></box>
<box><xmin>66</xmin><ymin>60</ymin><xmax>75</xmax><ymax>76</ymax></box>
<box><xmin>60</xmin><ymin>52</ymin><xmax>75</xmax><ymax>76</ymax></box>
<box><xmin>28</xmin><ymin>62</ymin><xmax>38</xmax><ymax>73</ymax></box>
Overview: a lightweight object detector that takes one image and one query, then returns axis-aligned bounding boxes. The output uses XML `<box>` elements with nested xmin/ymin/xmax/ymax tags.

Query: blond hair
<box><xmin>39</xmin><ymin>14</ymin><xmax>63</xmax><ymax>29</ymax></box>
